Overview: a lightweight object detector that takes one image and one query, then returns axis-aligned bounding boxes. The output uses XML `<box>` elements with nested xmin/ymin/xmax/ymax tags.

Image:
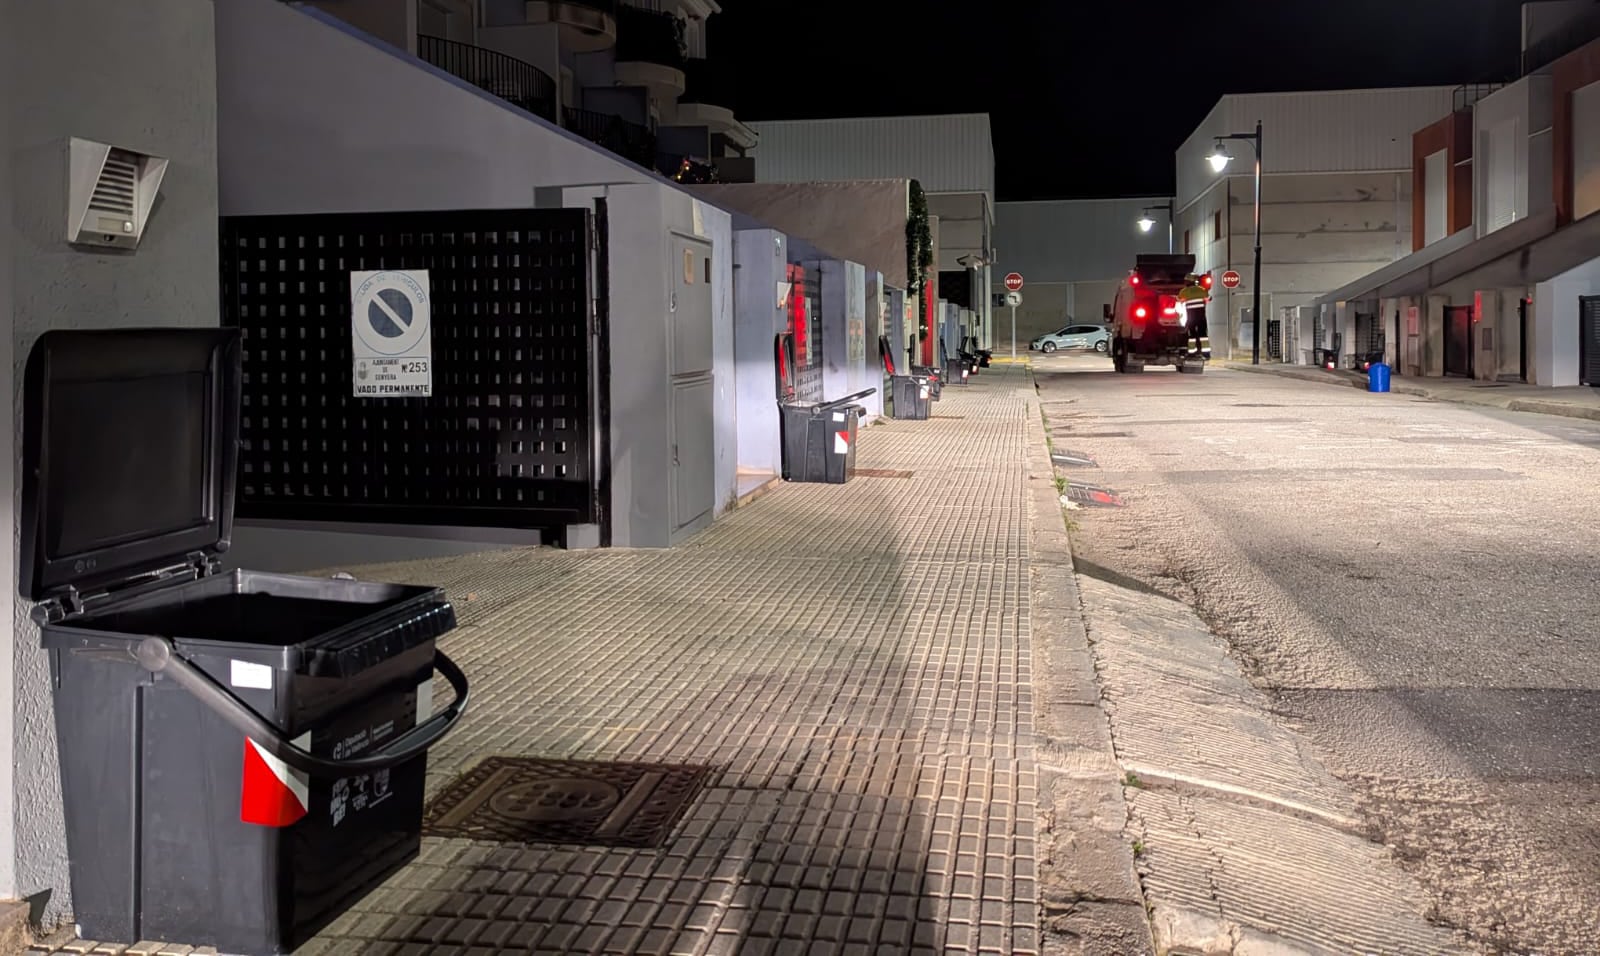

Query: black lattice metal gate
<box><xmin>220</xmin><ymin>208</ymin><xmax>605</xmax><ymax>536</ymax></box>
<box><xmin>1583</xmin><ymin>296</ymin><xmax>1600</xmax><ymax>387</ymax></box>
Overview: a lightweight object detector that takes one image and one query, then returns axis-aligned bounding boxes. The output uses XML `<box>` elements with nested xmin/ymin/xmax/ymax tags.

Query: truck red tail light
<box><xmin>1130</xmin><ymin>274</ymin><xmax>1141</xmax><ymax>286</ymax></box>
<box><xmin>1134</xmin><ymin>305</ymin><xmax>1149</xmax><ymax>319</ymax></box>
<box><xmin>1200</xmin><ymin>274</ymin><xmax>1213</xmax><ymax>289</ymax></box>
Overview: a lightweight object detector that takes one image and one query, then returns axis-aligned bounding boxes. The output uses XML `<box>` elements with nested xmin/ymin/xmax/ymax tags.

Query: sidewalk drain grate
<box><xmin>423</xmin><ymin>757</ymin><xmax>715</xmax><ymax>849</ymax></box>
<box><xmin>855</xmin><ymin>468</ymin><xmax>915</xmax><ymax>479</ymax></box>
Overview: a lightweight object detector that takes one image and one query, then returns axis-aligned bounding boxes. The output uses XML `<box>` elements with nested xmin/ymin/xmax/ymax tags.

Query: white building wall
<box><xmin>7</xmin><ymin>0</ymin><xmax>221</xmax><ymax>925</ymax></box>
<box><xmin>1177</xmin><ymin>172</ymin><xmax>1411</xmax><ymax>358</ymax></box>
<box><xmin>750</xmin><ymin>114</ymin><xmax>995</xmax><ymax>196</ymax></box>
<box><xmin>1176</xmin><ymin>87</ymin><xmax>1457</xmax><ymax>208</ymax></box>
<box><xmin>218</xmin><ymin>0</ymin><xmax>666</xmax><ymax>214</ymax></box>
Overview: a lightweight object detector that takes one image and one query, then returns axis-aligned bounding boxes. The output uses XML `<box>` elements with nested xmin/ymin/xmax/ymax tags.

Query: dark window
<box><xmin>1183</xmin><ymin>229</ymin><xmax>1191</xmax><ymax>254</ymax></box>
<box><xmin>1214</xmin><ymin>211</ymin><xmax>1223</xmax><ymax>241</ymax></box>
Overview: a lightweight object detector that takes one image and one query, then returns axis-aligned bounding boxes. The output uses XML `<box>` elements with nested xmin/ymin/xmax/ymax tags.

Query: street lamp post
<box><xmin>1136</xmin><ymin>199</ymin><xmax>1176</xmax><ymax>253</ymax></box>
<box><xmin>1208</xmin><ymin>121</ymin><xmax>1264</xmax><ymax>365</ymax></box>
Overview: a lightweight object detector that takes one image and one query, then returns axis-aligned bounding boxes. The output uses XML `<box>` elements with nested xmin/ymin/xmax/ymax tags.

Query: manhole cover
<box><xmin>1050</xmin><ymin>450</ymin><xmax>1098</xmax><ymax>467</ymax></box>
<box><xmin>1064</xmin><ymin>483</ymin><xmax>1126</xmax><ymax>508</ymax></box>
<box><xmin>855</xmin><ymin>468</ymin><xmax>914</xmax><ymax>479</ymax></box>
<box><xmin>424</xmin><ymin>757</ymin><xmax>715</xmax><ymax>848</ymax></box>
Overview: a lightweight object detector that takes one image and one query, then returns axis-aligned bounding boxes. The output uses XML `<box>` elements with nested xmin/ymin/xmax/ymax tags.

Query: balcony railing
<box><xmin>419</xmin><ymin>35</ymin><xmax>558</xmax><ymax>122</ymax></box>
<box><xmin>615</xmin><ymin>5</ymin><xmax>686</xmax><ymax>69</ymax></box>
<box><xmin>1523</xmin><ymin>5</ymin><xmax>1600</xmax><ymax>75</ymax></box>
<box><xmin>1454</xmin><ymin>83</ymin><xmax>1507</xmax><ymax>112</ymax></box>
<box><xmin>562</xmin><ymin>107</ymin><xmax>658</xmax><ymax>169</ymax></box>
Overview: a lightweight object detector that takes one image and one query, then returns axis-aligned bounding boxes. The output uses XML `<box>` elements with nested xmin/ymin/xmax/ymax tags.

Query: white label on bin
<box><xmin>834</xmin><ymin>432</ymin><xmax>848</xmax><ymax>455</ymax></box>
<box><xmin>832</xmin><ymin>412</ymin><xmax>845</xmax><ymax>422</ymax></box>
<box><xmin>230</xmin><ymin>659</ymin><xmax>273</xmax><ymax>691</ymax></box>
<box><xmin>417</xmin><ymin>679</ymin><xmax>434</xmax><ymax>724</ymax></box>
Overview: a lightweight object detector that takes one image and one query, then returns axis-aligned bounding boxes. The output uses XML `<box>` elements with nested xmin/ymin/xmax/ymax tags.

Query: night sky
<box><xmin>712</xmin><ymin>0</ymin><xmax>1530</xmax><ymax>201</ymax></box>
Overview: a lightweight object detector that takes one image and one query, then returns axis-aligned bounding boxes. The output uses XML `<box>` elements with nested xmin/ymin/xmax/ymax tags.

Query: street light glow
<box><xmin>1137</xmin><ymin>215</ymin><xmax>1155</xmax><ymax>233</ymax></box>
<box><xmin>1208</xmin><ymin>143</ymin><xmax>1232</xmax><ymax>172</ymax></box>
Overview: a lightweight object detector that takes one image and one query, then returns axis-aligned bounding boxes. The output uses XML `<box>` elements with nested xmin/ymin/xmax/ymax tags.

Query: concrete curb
<box><xmin>1223</xmin><ymin>362</ymin><xmax>1600</xmax><ymax>422</ymax></box>
<box><xmin>1022</xmin><ymin>376</ymin><xmax>1156</xmax><ymax>956</ymax></box>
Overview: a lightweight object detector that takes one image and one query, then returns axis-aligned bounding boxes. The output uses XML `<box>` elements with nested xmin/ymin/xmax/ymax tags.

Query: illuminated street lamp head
<box><xmin>1137</xmin><ymin>215</ymin><xmax>1156</xmax><ymax>233</ymax></box>
<box><xmin>1208</xmin><ymin>142</ymin><xmax>1232</xmax><ymax>173</ymax></box>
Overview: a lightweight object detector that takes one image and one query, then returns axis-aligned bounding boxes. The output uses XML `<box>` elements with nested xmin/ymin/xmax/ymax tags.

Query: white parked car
<box><xmin>1031</xmin><ymin>323</ymin><xmax>1110</xmax><ymax>353</ymax></box>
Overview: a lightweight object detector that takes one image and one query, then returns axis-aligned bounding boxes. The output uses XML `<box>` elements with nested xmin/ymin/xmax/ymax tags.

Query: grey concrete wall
<box><xmin>705</xmin><ymin>203</ymin><xmax>737</xmax><ymax>516</ymax></box>
<box><xmin>301</xmin><ymin>0</ymin><xmax>417</xmax><ymax>53</ymax></box>
<box><xmin>0</xmin><ymin>0</ymin><xmax>15</xmax><ymax>904</ymax></box>
<box><xmin>7</xmin><ymin>0</ymin><xmax>219</xmax><ymax>923</ymax></box>
<box><xmin>688</xmin><ymin>182</ymin><xmax>908</xmax><ymax>289</ymax></box>
<box><xmin>733</xmin><ymin>230</ymin><xmax>787</xmax><ymax>477</ymax></box>
<box><xmin>994</xmin><ymin>198</ymin><xmax>1170</xmax><ymax>283</ymax></box>
<box><xmin>217</xmin><ymin>0</ymin><xmax>660</xmax><ymax>216</ymax></box>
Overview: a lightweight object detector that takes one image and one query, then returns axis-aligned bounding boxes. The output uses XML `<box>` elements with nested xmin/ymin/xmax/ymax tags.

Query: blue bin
<box><xmin>1368</xmin><ymin>363</ymin><xmax>1391</xmax><ymax>393</ymax></box>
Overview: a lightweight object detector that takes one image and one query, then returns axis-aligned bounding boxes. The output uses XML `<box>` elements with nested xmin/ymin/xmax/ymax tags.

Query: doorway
<box><xmin>1582</xmin><ymin>296</ymin><xmax>1600</xmax><ymax>387</ymax></box>
<box><xmin>1518</xmin><ymin>297</ymin><xmax>1529</xmax><ymax>383</ymax></box>
<box><xmin>669</xmin><ymin>235</ymin><xmax>715</xmax><ymax>539</ymax></box>
<box><xmin>1444</xmin><ymin>305</ymin><xmax>1474</xmax><ymax>378</ymax></box>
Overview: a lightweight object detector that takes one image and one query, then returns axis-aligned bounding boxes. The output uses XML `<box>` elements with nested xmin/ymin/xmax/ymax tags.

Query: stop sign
<box><xmin>1004</xmin><ymin>273</ymin><xmax>1024</xmax><ymax>292</ymax></box>
<box><xmin>1221</xmin><ymin>270</ymin><xmax>1242</xmax><ymax>289</ymax></box>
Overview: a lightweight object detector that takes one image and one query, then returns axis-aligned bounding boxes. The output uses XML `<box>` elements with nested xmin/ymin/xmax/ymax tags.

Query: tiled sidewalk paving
<box><xmin>35</xmin><ymin>369</ymin><xmax>1042</xmax><ymax>956</ymax></box>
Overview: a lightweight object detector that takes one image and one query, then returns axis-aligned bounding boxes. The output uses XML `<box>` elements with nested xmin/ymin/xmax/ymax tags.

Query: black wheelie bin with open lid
<box><xmin>20</xmin><ymin>327</ymin><xmax>471</xmax><ymax>955</ymax></box>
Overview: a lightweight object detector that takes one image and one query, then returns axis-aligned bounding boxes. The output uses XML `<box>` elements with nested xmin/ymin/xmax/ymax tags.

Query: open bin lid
<box><xmin>20</xmin><ymin>328</ymin><xmax>242</xmax><ymax>604</ymax></box>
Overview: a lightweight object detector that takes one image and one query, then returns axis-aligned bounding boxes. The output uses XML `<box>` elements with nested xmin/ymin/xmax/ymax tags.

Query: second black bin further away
<box><xmin>21</xmin><ymin>328</ymin><xmax>470</xmax><ymax>956</ymax></box>
<box><xmin>778</xmin><ymin>388</ymin><xmax>876</xmax><ymax>483</ymax></box>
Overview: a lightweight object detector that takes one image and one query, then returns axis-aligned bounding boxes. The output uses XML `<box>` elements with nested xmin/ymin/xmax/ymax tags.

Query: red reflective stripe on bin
<box><xmin>834</xmin><ymin>431</ymin><xmax>849</xmax><ymax>454</ymax></box>
<box><xmin>240</xmin><ymin>737</ymin><xmax>310</xmax><ymax>827</ymax></box>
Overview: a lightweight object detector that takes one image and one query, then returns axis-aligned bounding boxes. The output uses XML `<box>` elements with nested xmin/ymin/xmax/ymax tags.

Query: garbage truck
<box><xmin>1107</xmin><ymin>254</ymin><xmax>1213</xmax><ymax>374</ymax></box>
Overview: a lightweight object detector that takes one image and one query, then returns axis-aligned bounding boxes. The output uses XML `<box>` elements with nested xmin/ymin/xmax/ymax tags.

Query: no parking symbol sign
<box><xmin>350</xmin><ymin>269</ymin><xmax>433</xmax><ymax>397</ymax></box>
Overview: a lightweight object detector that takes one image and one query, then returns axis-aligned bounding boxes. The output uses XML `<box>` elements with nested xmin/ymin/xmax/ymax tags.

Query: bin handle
<box><xmin>133</xmin><ymin>636</ymin><xmax>471</xmax><ymax>776</ymax></box>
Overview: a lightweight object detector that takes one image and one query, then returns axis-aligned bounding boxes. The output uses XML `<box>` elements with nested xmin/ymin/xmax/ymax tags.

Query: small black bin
<box><xmin>888</xmin><ymin>375</ymin><xmax>932</xmax><ymax>420</ymax></box>
<box><xmin>20</xmin><ymin>329</ymin><xmax>470</xmax><ymax>955</ymax></box>
<box><xmin>778</xmin><ymin>388</ymin><xmax>875</xmax><ymax>483</ymax></box>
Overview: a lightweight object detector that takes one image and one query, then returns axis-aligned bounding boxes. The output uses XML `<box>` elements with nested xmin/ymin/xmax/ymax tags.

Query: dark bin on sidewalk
<box><xmin>20</xmin><ymin>329</ymin><xmax>470</xmax><ymax>956</ymax></box>
<box><xmin>779</xmin><ymin>388</ymin><xmax>876</xmax><ymax>483</ymax></box>
<box><xmin>877</xmin><ymin>335</ymin><xmax>931</xmax><ymax>420</ymax></box>
<box><xmin>889</xmin><ymin>374</ymin><xmax>932</xmax><ymax>420</ymax></box>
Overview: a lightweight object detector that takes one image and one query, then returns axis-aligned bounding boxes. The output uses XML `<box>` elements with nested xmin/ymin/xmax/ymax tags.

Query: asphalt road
<box><xmin>1034</xmin><ymin>351</ymin><xmax>1600</xmax><ymax>955</ymax></box>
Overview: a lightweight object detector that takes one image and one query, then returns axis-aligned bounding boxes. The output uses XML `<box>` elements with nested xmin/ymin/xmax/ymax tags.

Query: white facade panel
<box><xmin>1483</xmin><ymin>118</ymin><xmax>1519</xmax><ymax>233</ymax></box>
<box><xmin>1177</xmin><ymin>87</ymin><xmax>1458</xmax><ymax>208</ymax></box>
<box><xmin>1474</xmin><ymin>76</ymin><xmax>1556</xmax><ymax>238</ymax></box>
<box><xmin>1572</xmin><ymin>81</ymin><xmax>1600</xmax><ymax>220</ymax></box>
<box><xmin>1425</xmin><ymin>149</ymin><xmax>1450</xmax><ymax>245</ymax></box>
<box><xmin>750</xmin><ymin>114</ymin><xmax>995</xmax><ymax>196</ymax></box>
<box><xmin>993</xmin><ymin>198</ymin><xmax>1172</xmax><ymax>284</ymax></box>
